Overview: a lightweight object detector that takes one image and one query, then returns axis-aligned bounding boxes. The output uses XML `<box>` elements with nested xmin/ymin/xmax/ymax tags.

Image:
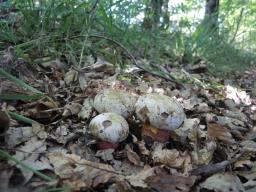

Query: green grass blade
<box><xmin>41</xmin><ymin>186</ymin><xmax>73</xmax><ymax>192</ymax></box>
<box><xmin>0</xmin><ymin>68</ymin><xmax>43</xmax><ymax>94</ymax></box>
<box><xmin>0</xmin><ymin>149</ymin><xmax>54</xmax><ymax>182</ymax></box>
<box><xmin>0</xmin><ymin>93</ymin><xmax>44</xmax><ymax>101</ymax></box>
<box><xmin>7</xmin><ymin>111</ymin><xmax>37</xmax><ymax>125</ymax></box>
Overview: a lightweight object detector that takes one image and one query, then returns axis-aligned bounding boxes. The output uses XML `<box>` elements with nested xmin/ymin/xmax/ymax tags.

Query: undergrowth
<box><xmin>0</xmin><ymin>0</ymin><xmax>255</xmax><ymax>75</ymax></box>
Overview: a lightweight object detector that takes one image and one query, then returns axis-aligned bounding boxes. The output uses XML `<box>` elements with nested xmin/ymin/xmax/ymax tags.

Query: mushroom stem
<box><xmin>142</xmin><ymin>124</ymin><xmax>171</xmax><ymax>143</ymax></box>
<box><xmin>98</xmin><ymin>141</ymin><xmax>119</xmax><ymax>150</ymax></box>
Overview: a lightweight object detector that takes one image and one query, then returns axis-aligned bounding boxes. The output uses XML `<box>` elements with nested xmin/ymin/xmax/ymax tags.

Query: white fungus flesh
<box><xmin>93</xmin><ymin>89</ymin><xmax>137</xmax><ymax>118</ymax></box>
<box><xmin>89</xmin><ymin>112</ymin><xmax>129</xmax><ymax>143</ymax></box>
<box><xmin>135</xmin><ymin>93</ymin><xmax>185</xmax><ymax>131</ymax></box>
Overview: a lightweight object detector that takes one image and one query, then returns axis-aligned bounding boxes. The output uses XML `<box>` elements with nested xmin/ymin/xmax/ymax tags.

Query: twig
<box><xmin>88</xmin><ymin>34</ymin><xmax>184</xmax><ymax>86</ymax></box>
<box><xmin>66</xmin><ymin>156</ymin><xmax>126</xmax><ymax>176</ymax></box>
<box><xmin>191</xmin><ymin>152</ymin><xmax>244</xmax><ymax>178</ymax></box>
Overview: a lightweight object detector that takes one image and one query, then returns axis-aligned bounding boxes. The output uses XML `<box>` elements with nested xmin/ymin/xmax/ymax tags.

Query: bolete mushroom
<box><xmin>135</xmin><ymin>93</ymin><xmax>185</xmax><ymax>143</ymax></box>
<box><xmin>89</xmin><ymin>112</ymin><xmax>129</xmax><ymax>149</ymax></box>
<box><xmin>93</xmin><ymin>89</ymin><xmax>137</xmax><ymax>119</ymax></box>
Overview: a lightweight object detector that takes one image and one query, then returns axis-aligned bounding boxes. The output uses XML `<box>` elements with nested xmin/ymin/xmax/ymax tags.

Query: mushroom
<box><xmin>135</xmin><ymin>93</ymin><xmax>185</xmax><ymax>143</ymax></box>
<box><xmin>93</xmin><ymin>89</ymin><xmax>137</xmax><ymax>118</ymax></box>
<box><xmin>89</xmin><ymin>112</ymin><xmax>129</xmax><ymax>149</ymax></box>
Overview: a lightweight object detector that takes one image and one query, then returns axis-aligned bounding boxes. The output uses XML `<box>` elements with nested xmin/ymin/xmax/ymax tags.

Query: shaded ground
<box><xmin>0</xmin><ymin>48</ymin><xmax>256</xmax><ymax>192</ymax></box>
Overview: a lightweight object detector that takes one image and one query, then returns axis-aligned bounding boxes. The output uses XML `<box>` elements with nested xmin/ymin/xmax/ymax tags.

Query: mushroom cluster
<box><xmin>88</xmin><ymin>89</ymin><xmax>186</xmax><ymax>149</ymax></box>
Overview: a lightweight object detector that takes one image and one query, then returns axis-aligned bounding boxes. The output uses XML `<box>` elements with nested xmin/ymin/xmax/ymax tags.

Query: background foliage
<box><xmin>0</xmin><ymin>0</ymin><xmax>255</xmax><ymax>74</ymax></box>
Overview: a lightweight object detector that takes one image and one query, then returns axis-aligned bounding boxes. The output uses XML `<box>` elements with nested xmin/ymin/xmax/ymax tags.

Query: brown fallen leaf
<box><xmin>64</xmin><ymin>69</ymin><xmax>78</xmax><ymax>85</ymax></box>
<box><xmin>199</xmin><ymin>172</ymin><xmax>245</xmax><ymax>192</ymax></box>
<box><xmin>191</xmin><ymin>160</ymin><xmax>232</xmax><ymax>178</ymax></box>
<box><xmin>146</xmin><ymin>173</ymin><xmax>197</xmax><ymax>192</ymax></box>
<box><xmin>126</xmin><ymin>144</ymin><xmax>141</xmax><ymax>166</ymax></box>
<box><xmin>191</xmin><ymin>140</ymin><xmax>217</xmax><ymax>166</ymax></box>
<box><xmin>95</xmin><ymin>148</ymin><xmax>114</xmax><ymax>161</ymax></box>
<box><xmin>10</xmin><ymin>137</ymin><xmax>50</xmax><ymax>183</ymax></box>
<box><xmin>0</xmin><ymin>170</ymin><xmax>27</xmax><ymax>192</ymax></box>
<box><xmin>151</xmin><ymin>142</ymin><xmax>192</xmax><ymax>173</ymax></box>
<box><xmin>132</xmin><ymin>135</ymin><xmax>150</xmax><ymax>156</ymax></box>
<box><xmin>126</xmin><ymin>166</ymin><xmax>164</xmax><ymax>188</ymax></box>
<box><xmin>48</xmin><ymin>152</ymin><xmax>122</xmax><ymax>191</ymax></box>
<box><xmin>5</xmin><ymin>123</ymin><xmax>47</xmax><ymax>148</ymax></box>
<box><xmin>26</xmin><ymin>99</ymin><xmax>60</xmax><ymax>121</ymax></box>
<box><xmin>237</xmin><ymin>168</ymin><xmax>256</xmax><ymax>192</ymax></box>
<box><xmin>174</xmin><ymin>118</ymin><xmax>200</xmax><ymax>142</ymax></box>
<box><xmin>0</xmin><ymin>80</ymin><xmax>26</xmax><ymax>94</ymax></box>
<box><xmin>62</xmin><ymin>102</ymin><xmax>82</xmax><ymax>117</ymax></box>
<box><xmin>225</xmin><ymin>85</ymin><xmax>251</xmax><ymax>105</ymax></box>
<box><xmin>207</xmin><ymin>123</ymin><xmax>236</xmax><ymax>144</ymax></box>
<box><xmin>78</xmin><ymin>98</ymin><xmax>94</xmax><ymax>120</ymax></box>
<box><xmin>240</xmin><ymin>140</ymin><xmax>256</xmax><ymax>153</ymax></box>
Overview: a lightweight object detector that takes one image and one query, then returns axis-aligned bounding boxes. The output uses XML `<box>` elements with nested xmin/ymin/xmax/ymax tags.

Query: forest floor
<box><xmin>0</xmin><ymin>47</ymin><xmax>256</xmax><ymax>192</ymax></box>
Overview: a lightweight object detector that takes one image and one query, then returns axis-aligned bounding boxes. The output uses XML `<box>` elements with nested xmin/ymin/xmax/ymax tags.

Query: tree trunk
<box><xmin>160</xmin><ymin>0</ymin><xmax>169</xmax><ymax>30</ymax></box>
<box><xmin>142</xmin><ymin>0</ymin><xmax>164</xmax><ymax>31</ymax></box>
<box><xmin>204</xmin><ymin>0</ymin><xmax>220</xmax><ymax>31</ymax></box>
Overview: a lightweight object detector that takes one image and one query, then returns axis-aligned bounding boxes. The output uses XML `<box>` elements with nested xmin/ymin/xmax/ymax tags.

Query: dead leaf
<box><xmin>50</xmin><ymin>123</ymin><xmax>75</xmax><ymax>144</ymax></box>
<box><xmin>132</xmin><ymin>135</ymin><xmax>150</xmax><ymax>156</ymax></box>
<box><xmin>222</xmin><ymin>110</ymin><xmax>248</xmax><ymax>123</ymax></box>
<box><xmin>225</xmin><ymin>85</ymin><xmax>251</xmax><ymax>105</ymax></box>
<box><xmin>207</xmin><ymin>123</ymin><xmax>236</xmax><ymax>144</ymax></box>
<box><xmin>240</xmin><ymin>140</ymin><xmax>256</xmax><ymax>153</ymax></box>
<box><xmin>126</xmin><ymin>166</ymin><xmax>164</xmax><ymax>188</ymax></box>
<box><xmin>146</xmin><ymin>173</ymin><xmax>197</xmax><ymax>192</ymax></box>
<box><xmin>234</xmin><ymin>160</ymin><xmax>252</xmax><ymax>170</ymax></box>
<box><xmin>62</xmin><ymin>102</ymin><xmax>82</xmax><ymax>117</ymax></box>
<box><xmin>0</xmin><ymin>80</ymin><xmax>26</xmax><ymax>94</ymax></box>
<box><xmin>126</xmin><ymin>145</ymin><xmax>141</xmax><ymax>166</ymax></box>
<box><xmin>195</xmin><ymin>102</ymin><xmax>210</xmax><ymax>112</ymax></box>
<box><xmin>78</xmin><ymin>73</ymin><xmax>88</xmax><ymax>91</ymax></box>
<box><xmin>10</xmin><ymin>137</ymin><xmax>50</xmax><ymax>183</ymax></box>
<box><xmin>191</xmin><ymin>140</ymin><xmax>217</xmax><ymax>165</ymax></box>
<box><xmin>135</xmin><ymin>81</ymin><xmax>151</xmax><ymax>94</ymax></box>
<box><xmin>5</xmin><ymin>123</ymin><xmax>47</xmax><ymax>148</ymax></box>
<box><xmin>64</xmin><ymin>69</ymin><xmax>78</xmax><ymax>85</ymax></box>
<box><xmin>237</xmin><ymin>169</ymin><xmax>256</xmax><ymax>191</ymax></box>
<box><xmin>28</xmin><ymin>100</ymin><xmax>60</xmax><ymax>122</ymax></box>
<box><xmin>174</xmin><ymin>118</ymin><xmax>200</xmax><ymax>142</ymax></box>
<box><xmin>182</xmin><ymin>96</ymin><xmax>201</xmax><ymax>110</ymax></box>
<box><xmin>215</xmin><ymin>115</ymin><xmax>247</xmax><ymax>130</ymax></box>
<box><xmin>151</xmin><ymin>142</ymin><xmax>190</xmax><ymax>171</ymax></box>
<box><xmin>0</xmin><ymin>170</ymin><xmax>27</xmax><ymax>192</ymax></box>
<box><xmin>48</xmin><ymin>152</ymin><xmax>120</xmax><ymax>191</ymax></box>
<box><xmin>95</xmin><ymin>149</ymin><xmax>114</xmax><ymax>161</ymax></box>
<box><xmin>78</xmin><ymin>98</ymin><xmax>93</xmax><ymax>120</ymax></box>
<box><xmin>199</xmin><ymin>172</ymin><xmax>245</xmax><ymax>192</ymax></box>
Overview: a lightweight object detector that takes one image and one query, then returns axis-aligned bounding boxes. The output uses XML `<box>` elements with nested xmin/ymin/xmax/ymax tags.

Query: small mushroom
<box><xmin>93</xmin><ymin>89</ymin><xmax>137</xmax><ymax>118</ymax></box>
<box><xmin>135</xmin><ymin>93</ymin><xmax>185</xmax><ymax>143</ymax></box>
<box><xmin>89</xmin><ymin>112</ymin><xmax>129</xmax><ymax>149</ymax></box>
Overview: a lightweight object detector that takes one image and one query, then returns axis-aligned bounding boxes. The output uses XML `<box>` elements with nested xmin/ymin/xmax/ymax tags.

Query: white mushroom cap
<box><xmin>89</xmin><ymin>112</ymin><xmax>129</xmax><ymax>143</ymax></box>
<box><xmin>135</xmin><ymin>93</ymin><xmax>185</xmax><ymax>131</ymax></box>
<box><xmin>93</xmin><ymin>89</ymin><xmax>137</xmax><ymax>118</ymax></box>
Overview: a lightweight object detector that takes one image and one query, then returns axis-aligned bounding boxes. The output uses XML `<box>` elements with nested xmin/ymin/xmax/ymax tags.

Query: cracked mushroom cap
<box><xmin>89</xmin><ymin>112</ymin><xmax>129</xmax><ymax>143</ymax></box>
<box><xmin>93</xmin><ymin>89</ymin><xmax>137</xmax><ymax>118</ymax></box>
<box><xmin>135</xmin><ymin>93</ymin><xmax>185</xmax><ymax>130</ymax></box>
